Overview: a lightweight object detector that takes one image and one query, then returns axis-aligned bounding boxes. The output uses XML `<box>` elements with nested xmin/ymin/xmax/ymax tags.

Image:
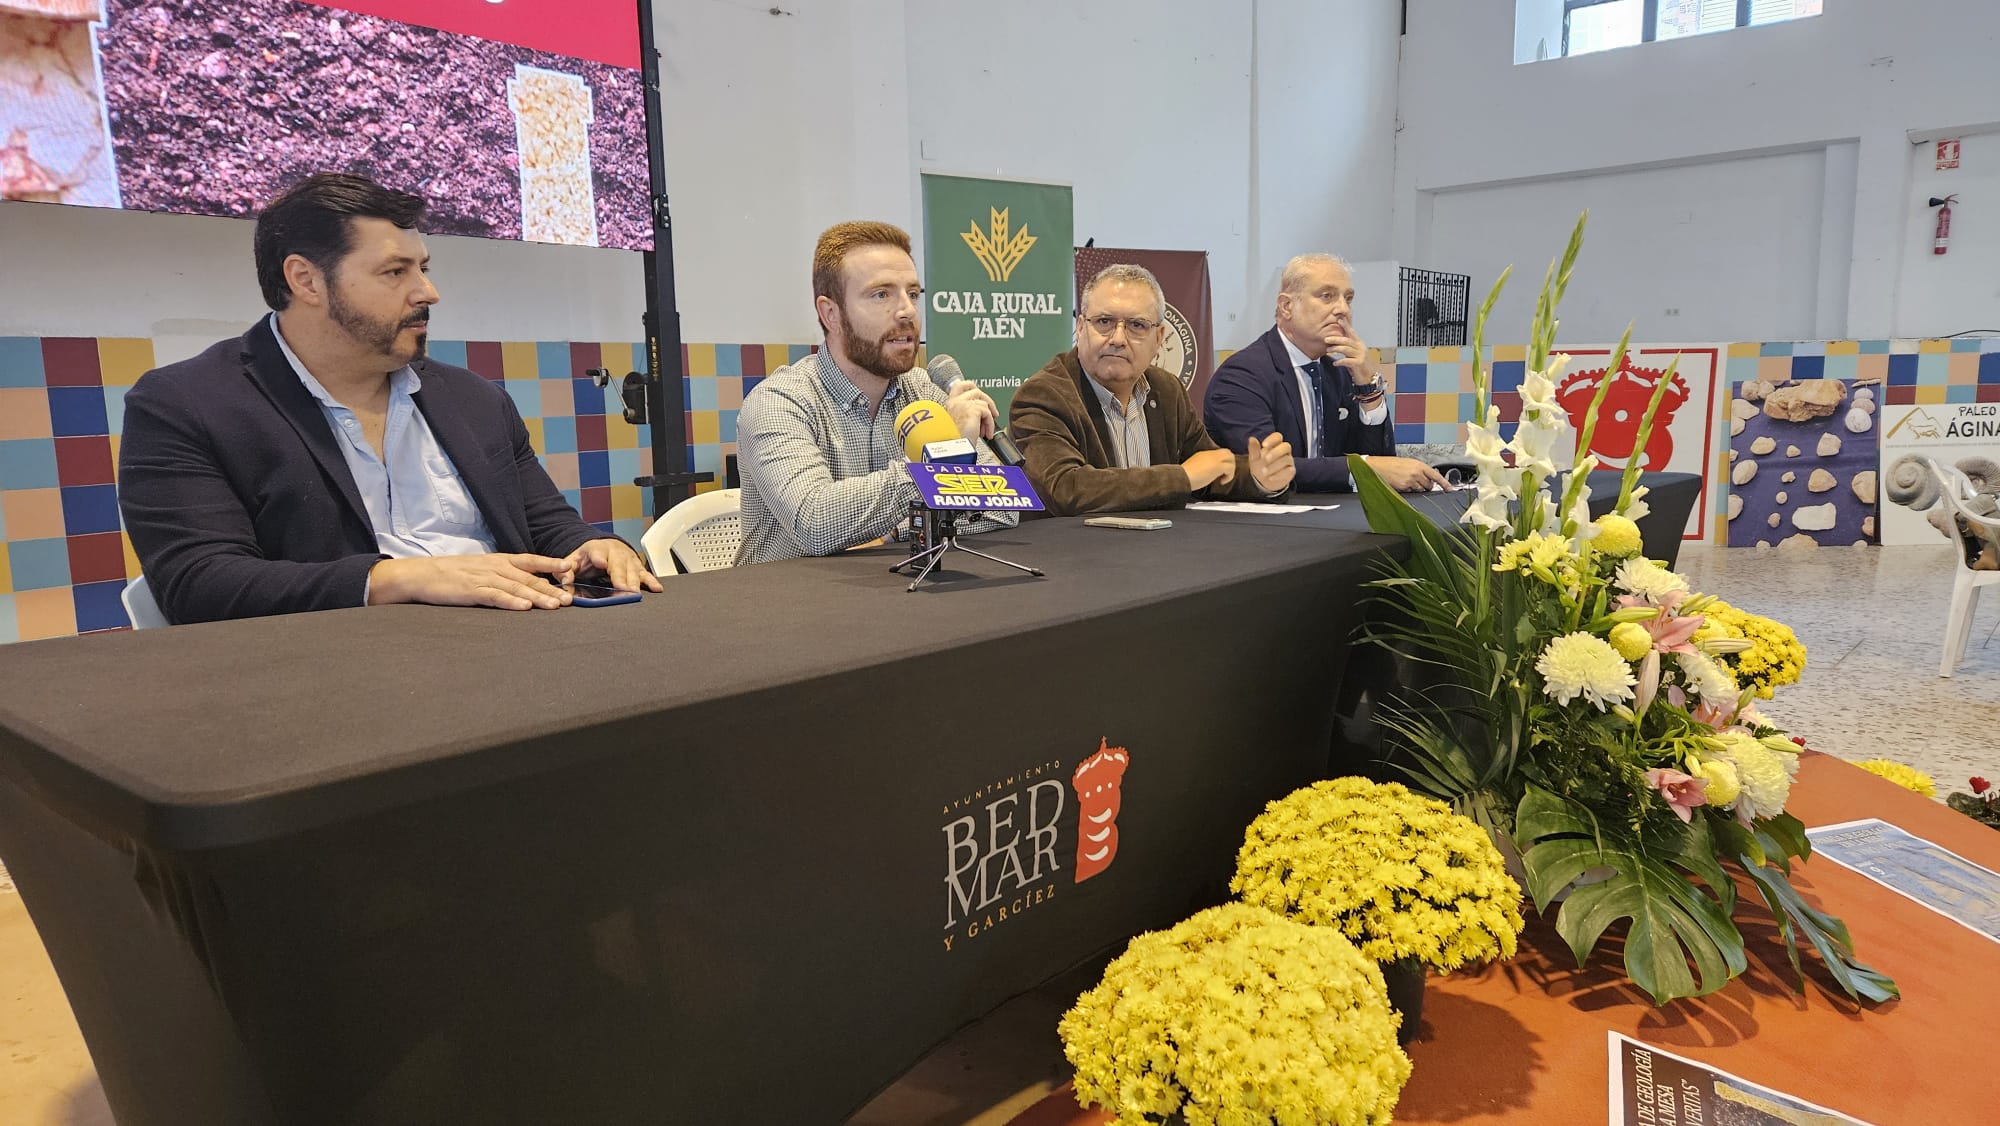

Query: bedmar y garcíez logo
<box><xmin>939</xmin><ymin>739</ymin><xmax>1132</xmax><ymax>952</ymax></box>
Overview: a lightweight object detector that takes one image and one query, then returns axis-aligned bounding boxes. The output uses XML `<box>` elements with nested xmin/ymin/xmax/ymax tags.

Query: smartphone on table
<box><xmin>563</xmin><ymin>582</ymin><xmax>643</xmax><ymax>607</ymax></box>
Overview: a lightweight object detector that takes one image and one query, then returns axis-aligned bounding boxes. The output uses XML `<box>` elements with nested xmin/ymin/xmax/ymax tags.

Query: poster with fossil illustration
<box><xmin>1725</xmin><ymin>376</ymin><xmax>1881</xmax><ymax>548</ymax></box>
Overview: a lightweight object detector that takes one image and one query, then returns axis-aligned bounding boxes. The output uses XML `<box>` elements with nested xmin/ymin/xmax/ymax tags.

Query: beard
<box><xmin>837</xmin><ymin>315</ymin><xmax>916</xmax><ymax>381</ymax></box>
<box><xmin>329</xmin><ymin>286</ymin><xmax>429</xmax><ymax>363</ymax></box>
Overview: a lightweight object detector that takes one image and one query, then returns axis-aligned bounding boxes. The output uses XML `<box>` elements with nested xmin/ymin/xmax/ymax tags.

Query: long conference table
<box><xmin>0</xmin><ymin>474</ymin><xmax>1699</xmax><ymax>1126</ymax></box>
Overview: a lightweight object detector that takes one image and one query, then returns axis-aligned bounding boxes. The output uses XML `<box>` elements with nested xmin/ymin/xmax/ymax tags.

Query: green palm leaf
<box><xmin>1516</xmin><ymin>787</ymin><xmax>1747</xmax><ymax>1003</ymax></box>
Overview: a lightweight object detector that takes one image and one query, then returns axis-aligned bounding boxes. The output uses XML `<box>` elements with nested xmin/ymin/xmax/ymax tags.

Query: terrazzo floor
<box><xmin>2</xmin><ymin>543</ymin><xmax>1995</xmax><ymax>1126</ymax></box>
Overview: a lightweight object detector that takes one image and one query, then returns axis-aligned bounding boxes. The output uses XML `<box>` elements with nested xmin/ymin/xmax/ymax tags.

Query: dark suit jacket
<box><xmin>1009</xmin><ymin>349</ymin><xmax>1282</xmax><ymax>516</ymax></box>
<box><xmin>117</xmin><ymin>319</ymin><xmax>606</xmax><ymax>624</ymax></box>
<box><xmin>1204</xmin><ymin>325</ymin><xmax>1395</xmax><ymax>492</ymax></box>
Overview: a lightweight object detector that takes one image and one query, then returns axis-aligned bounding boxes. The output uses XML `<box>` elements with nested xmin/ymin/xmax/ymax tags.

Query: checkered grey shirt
<box><xmin>735</xmin><ymin>350</ymin><xmax>1014</xmax><ymax>565</ymax></box>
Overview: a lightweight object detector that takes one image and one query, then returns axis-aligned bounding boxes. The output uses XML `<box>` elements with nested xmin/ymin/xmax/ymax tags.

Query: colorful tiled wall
<box><xmin>1365</xmin><ymin>338</ymin><xmax>2000</xmax><ymax>447</ymax></box>
<box><xmin>0</xmin><ymin>334</ymin><xmax>812</xmax><ymax>644</ymax></box>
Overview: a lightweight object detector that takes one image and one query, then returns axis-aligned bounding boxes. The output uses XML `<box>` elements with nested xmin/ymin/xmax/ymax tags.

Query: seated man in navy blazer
<box><xmin>117</xmin><ymin>172</ymin><xmax>659</xmax><ymax>624</ymax></box>
<box><xmin>1205</xmin><ymin>254</ymin><xmax>1447</xmax><ymax>493</ymax></box>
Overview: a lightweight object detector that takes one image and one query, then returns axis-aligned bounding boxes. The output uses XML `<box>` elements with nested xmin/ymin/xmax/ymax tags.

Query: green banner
<box><xmin>920</xmin><ymin>173</ymin><xmax>1074</xmax><ymax>419</ymax></box>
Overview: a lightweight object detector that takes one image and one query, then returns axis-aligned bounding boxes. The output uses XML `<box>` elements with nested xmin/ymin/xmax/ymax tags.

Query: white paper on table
<box><xmin>1186</xmin><ymin>502</ymin><xmax>1340</xmax><ymax>514</ymax></box>
<box><xmin>1805</xmin><ymin>818</ymin><xmax>2000</xmax><ymax>944</ymax></box>
<box><xmin>1606</xmin><ymin>1032</ymin><xmax>1876</xmax><ymax>1126</ymax></box>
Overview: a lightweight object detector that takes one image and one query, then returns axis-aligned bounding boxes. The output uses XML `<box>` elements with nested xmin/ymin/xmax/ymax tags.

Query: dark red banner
<box><xmin>1075</xmin><ymin>247</ymin><xmax>1218</xmax><ymax>412</ymax></box>
<box><xmin>301</xmin><ymin>0</ymin><xmax>640</xmax><ymax>69</ymax></box>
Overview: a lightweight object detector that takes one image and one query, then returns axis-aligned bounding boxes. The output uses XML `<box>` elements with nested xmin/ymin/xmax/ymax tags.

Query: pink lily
<box><xmin>1616</xmin><ymin>595</ymin><xmax>1705</xmax><ymax>655</ymax></box>
<box><xmin>1635</xmin><ymin>652</ymin><xmax>1662</xmax><ymax>714</ymax></box>
<box><xmin>1645</xmin><ymin>768</ymin><xmax>1710</xmax><ymax>824</ymax></box>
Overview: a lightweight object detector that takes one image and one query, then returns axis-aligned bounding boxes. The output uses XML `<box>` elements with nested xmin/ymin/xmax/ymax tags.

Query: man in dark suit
<box><xmin>1010</xmin><ymin>264</ymin><xmax>1294</xmax><ymax>516</ymax></box>
<box><xmin>117</xmin><ymin>172</ymin><xmax>659</xmax><ymax>624</ymax></box>
<box><xmin>1205</xmin><ymin>254</ymin><xmax>1446</xmax><ymax>493</ymax></box>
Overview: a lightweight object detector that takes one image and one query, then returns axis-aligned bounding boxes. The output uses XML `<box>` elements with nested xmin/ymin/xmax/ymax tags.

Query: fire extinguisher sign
<box><xmin>1937</xmin><ymin>139</ymin><xmax>1962</xmax><ymax>171</ymax></box>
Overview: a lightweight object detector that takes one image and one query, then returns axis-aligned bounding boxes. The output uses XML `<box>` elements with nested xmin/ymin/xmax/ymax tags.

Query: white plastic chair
<box><xmin>1928</xmin><ymin>459</ymin><xmax>2000</xmax><ymax>677</ymax></box>
<box><xmin>121</xmin><ymin>575</ymin><xmax>170</xmax><ymax>630</ymax></box>
<box><xmin>640</xmin><ymin>489</ymin><xmax>743</xmax><ymax>576</ymax></box>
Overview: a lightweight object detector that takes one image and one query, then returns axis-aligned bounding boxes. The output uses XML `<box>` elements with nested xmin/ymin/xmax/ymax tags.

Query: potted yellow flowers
<box><xmin>1229</xmin><ymin>777</ymin><xmax>1525</xmax><ymax>1042</ymax></box>
<box><xmin>1059</xmin><ymin>903</ymin><xmax>1410</xmax><ymax>1126</ymax></box>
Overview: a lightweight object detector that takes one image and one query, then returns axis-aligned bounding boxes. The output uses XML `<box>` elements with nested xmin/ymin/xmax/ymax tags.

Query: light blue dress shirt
<box><xmin>1087</xmin><ymin>375</ymin><xmax>1153</xmax><ymax>468</ymax></box>
<box><xmin>271</xmin><ymin>315</ymin><xmax>498</xmax><ymax>564</ymax></box>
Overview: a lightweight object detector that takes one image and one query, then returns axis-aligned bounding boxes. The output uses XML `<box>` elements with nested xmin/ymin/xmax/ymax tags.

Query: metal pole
<box><xmin>635</xmin><ymin>0</ymin><xmax>705</xmax><ymax>516</ymax></box>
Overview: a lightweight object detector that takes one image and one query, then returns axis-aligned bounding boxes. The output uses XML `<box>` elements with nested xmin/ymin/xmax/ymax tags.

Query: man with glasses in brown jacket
<box><xmin>1009</xmin><ymin>264</ymin><xmax>1295</xmax><ymax>516</ymax></box>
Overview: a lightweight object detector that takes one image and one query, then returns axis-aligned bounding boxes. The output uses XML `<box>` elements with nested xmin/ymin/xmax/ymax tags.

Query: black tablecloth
<box><xmin>0</xmin><ymin>518</ymin><xmax>1399</xmax><ymax>1126</ymax></box>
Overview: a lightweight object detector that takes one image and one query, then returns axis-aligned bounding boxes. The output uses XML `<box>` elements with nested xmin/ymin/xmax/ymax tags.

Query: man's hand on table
<box><xmin>558</xmin><ymin>538</ymin><xmax>663</xmax><ymax>593</ymax></box>
<box><xmin>1363</xmin><ymin>455</ymin><xmax>1450</xmax><ymax>493</ymax></box>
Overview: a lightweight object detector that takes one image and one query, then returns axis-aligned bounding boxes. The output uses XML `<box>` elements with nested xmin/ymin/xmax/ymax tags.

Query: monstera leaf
<box><xmin>1712</xmin><ymin>817</ymin><xmax>1899</xmax><ymax>1004</ymax></box>
<box><xmin>1515</xmin><ymin>786</ymin><xmax>1747</xmax><ymax>1004</ymax></box>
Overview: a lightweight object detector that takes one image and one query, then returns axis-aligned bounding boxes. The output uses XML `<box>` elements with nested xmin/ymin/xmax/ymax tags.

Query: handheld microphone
<box><xmin>894</xmin><ymin>400</ymin><xmax>976</xmax><ymax>464</ymax></box>
<box><xmin>926</xmin><ymin>353</ymin><xmax>1025</xmax><ymax>467</ymax></box>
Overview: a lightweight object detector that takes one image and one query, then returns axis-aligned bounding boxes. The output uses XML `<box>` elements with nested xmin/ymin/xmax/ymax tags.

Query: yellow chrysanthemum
<box><xmin>1493</xmin><ymin>530</ymin><xmax>1576</xmax><ymax>585</ymax></box>
<box><xmin>1060</xmin><ymin>902</ymin><xmax>1411</xmax><ymax>1126</ymax></box>
<box><xmin>1231</xmin><ymin>778</ymin><xmax>1524</xmax><ymax>973</ymax></box>
<box><xmin>1607</xmin><ymin>622</ymin><xmax>1653</xmax><ymax>662</ymax></box>
<box><xmin>1855</xmin><ymin>759</ymin><xmax>1937</xmax><ymax>798</ymax></box>
<box><xmin>1690</xmin><ymin>757</ymin><xmax>1741</xmax><ymax>807</ymax></box>
<box><xmin>1594</xmin><ymin>513</ymin><xmax>1643</xmax><ymax>557</ymax></box>
<box><xmin>1703</xmin><ymin>600</ymin><xmax>1806</xmax><ymax>698</ymax></box>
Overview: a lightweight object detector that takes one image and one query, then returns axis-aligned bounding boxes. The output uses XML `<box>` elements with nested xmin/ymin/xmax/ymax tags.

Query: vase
<box><xmin>1380</xmin><ymin>956</ymin><xmax>1425</xmax><ymax>1045</ymax></box>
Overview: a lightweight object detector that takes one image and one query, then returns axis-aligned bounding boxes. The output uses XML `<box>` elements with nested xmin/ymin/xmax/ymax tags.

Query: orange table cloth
<box><xmin>1010</xmin><ymin>752</ymin><xmax>1997</xmax><ymax>1126</ymax></box>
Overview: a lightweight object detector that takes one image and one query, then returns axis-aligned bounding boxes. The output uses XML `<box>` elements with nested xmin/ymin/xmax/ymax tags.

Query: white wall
<box><xmin>1895</xmin><ymin>129</ymin><xmax>2000</xmax><ymax>336</ymax></box>
<box><xmin>906</xmin><ymin>0</ymin><xmax>1403</xmax><ymax>351</ymax></box>
<box><xmin>1424</xmin><ymin>149</ymin><xmax>1830</xmax><ymax>345</ymax></box>
<box><xmin>1397</xmin><ymin>0</ymin><xmax>2000</xmax><ymax>341</ymax></box>
<box><xmin>0</xmin><ymin>1</ymin><xmax>1404</xmax><ymax>357</ymax></box>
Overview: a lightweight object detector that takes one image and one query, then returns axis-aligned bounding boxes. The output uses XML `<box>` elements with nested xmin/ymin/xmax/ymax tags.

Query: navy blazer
<box><xmin>117</xmin><ymin>319</ymin><xmax>606</xmax><ymax>624</ymax></box>
<box><xmin>1203</xmin><ymin>325</ymin><xmax>1395</xmax><ymax>492</ymax></box>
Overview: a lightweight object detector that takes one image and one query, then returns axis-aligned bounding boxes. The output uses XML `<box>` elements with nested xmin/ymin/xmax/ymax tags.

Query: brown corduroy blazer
<box><xmin>1008</xmin><ymin>349</ymin><xmax>1286</xmax><ymax>516</ymax></box>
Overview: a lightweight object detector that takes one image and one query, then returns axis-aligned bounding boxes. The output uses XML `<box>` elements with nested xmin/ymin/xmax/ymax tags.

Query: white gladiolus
<box><xmin>1622</xmin><ymin>483</ymin><xmax>1652</xmax><ymax>521</ymax></box>
<box><xmin>1462</xmin><ymin>482</ymin><xmax>1515</xmax><ymax>529</ymax></box>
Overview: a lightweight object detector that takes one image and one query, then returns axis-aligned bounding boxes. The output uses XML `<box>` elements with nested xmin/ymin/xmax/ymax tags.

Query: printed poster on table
<box><xmin>1876</xmin><ymin>402</ymin><xmax>2000</xmax><ymax>546</ymax></box>
<box><xmin>920</xmin><ymin>173</ymin><xmax>1074</xmax><ymax>420</ymax></box>
<box><xmin>1556</xmin><ymin>345</ymin><xmax>1720</xmax><ymax>539</ymax></box>
<box><xmin>1609</xmin><ymin>1033</ymin><xmax>1876</xmax><ymax>1126</ymax></box>
<box><xmin>0</xmin><ymin>0</ymin><xmax>649</xmax><ymax>247</ymax></box>
<box><xmin>1805</xmin><ymin>818</ymin><xmax>2000</xmax><ymax>943</ymax></box>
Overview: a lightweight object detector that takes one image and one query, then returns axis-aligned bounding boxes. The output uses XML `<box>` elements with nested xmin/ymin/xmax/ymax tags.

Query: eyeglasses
<box><xmin>1081</xmin><ymin>314</ymin><xmax>1159</xmax><ymax>339</ymax></box>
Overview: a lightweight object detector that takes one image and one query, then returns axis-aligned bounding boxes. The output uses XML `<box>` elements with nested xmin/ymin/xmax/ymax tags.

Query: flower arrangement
<box><xmin>1059</xmin><ymin>902</ymin><xmax>1410</xmax><ymax>1126</ymax></box>
<box><xmin>1947</xmin><ymin>777</ymin><xmax>2000</xmax><ymax>830</ymax></box>
<box><xmin>1229</xmin><ymin>777</ymin><xmax>1524</xmax><ymax>972</ymax></box>
<box><xmin>1854</xmin><ymin>759</ymin><xmax>1937</xmax><ymax>797</ymax></box>
<box><xmin>1346</xmin><ymin>214</ymin><xmax>1896</xmax><ymax>1006</ymax></box>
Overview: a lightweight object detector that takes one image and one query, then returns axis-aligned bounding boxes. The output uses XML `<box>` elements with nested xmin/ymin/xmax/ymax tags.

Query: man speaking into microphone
<box><xmin>735</xmin><ymin>221</ymin><xmax>1017</xmax><ymax>565</ymax></box>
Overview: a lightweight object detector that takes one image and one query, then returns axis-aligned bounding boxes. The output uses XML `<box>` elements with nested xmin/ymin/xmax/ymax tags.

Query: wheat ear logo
<box><xmin>960</xmin><ymin>207</ymin><xmax>1036</xmax><ymax>283</ymax></box>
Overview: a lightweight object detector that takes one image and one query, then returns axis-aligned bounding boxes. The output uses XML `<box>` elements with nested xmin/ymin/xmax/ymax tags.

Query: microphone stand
<box><xmin>890</xmin><ymin>505</ymin><xmax>1045</xmax><ymax>592</ymax></box>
